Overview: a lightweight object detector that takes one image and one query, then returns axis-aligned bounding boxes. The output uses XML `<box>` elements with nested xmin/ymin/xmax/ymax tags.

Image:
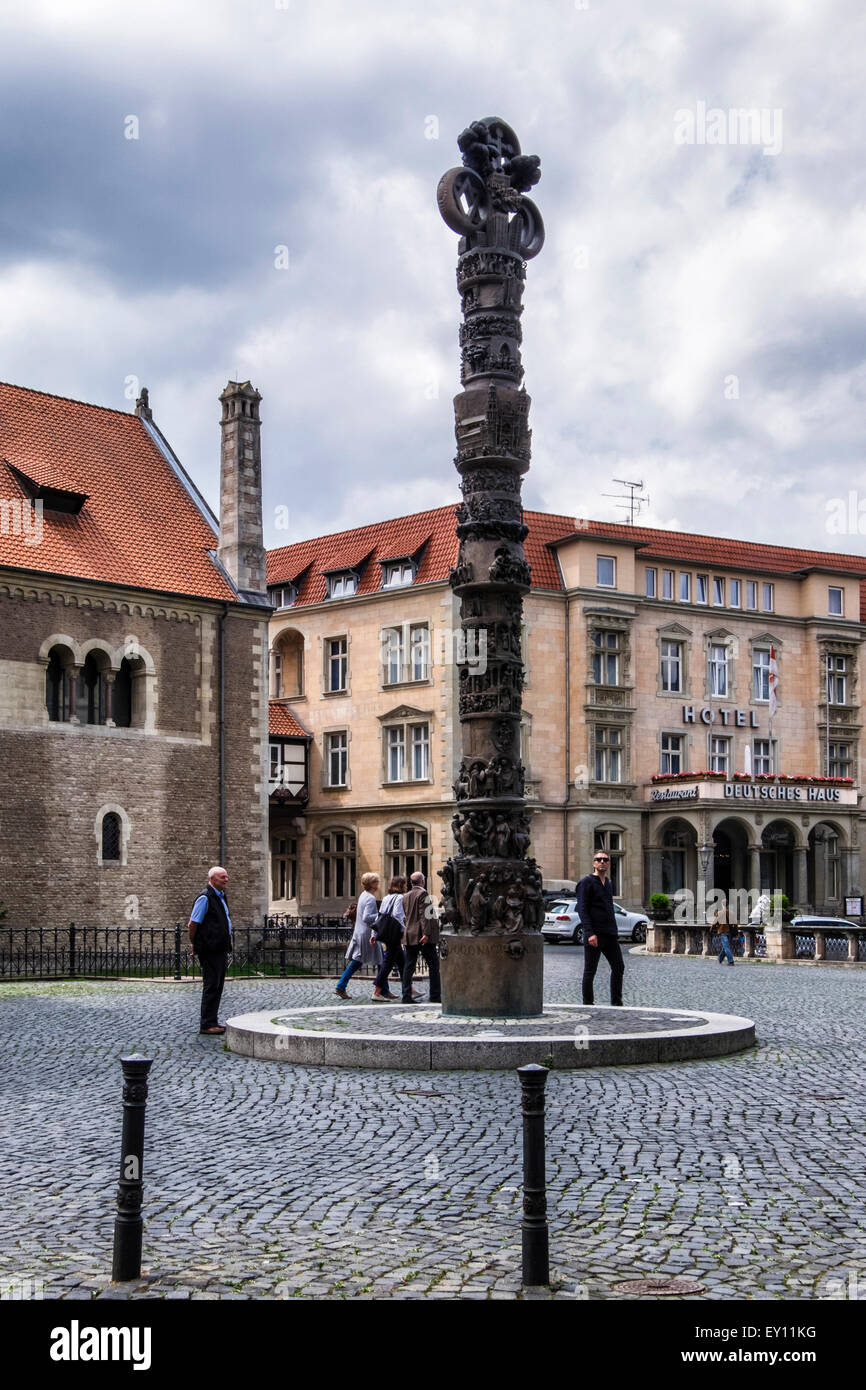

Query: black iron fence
<box><xmin>0</xmin><ymin>916</ymin><xmax>427</xmax><ymax>982</ymax></box>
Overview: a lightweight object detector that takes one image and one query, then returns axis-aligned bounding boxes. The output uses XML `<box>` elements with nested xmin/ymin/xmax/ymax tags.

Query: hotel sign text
<box><xmin>683</xmin><ymin>705</ymin><xmax>759</xmax><ymax>727</ymax></box>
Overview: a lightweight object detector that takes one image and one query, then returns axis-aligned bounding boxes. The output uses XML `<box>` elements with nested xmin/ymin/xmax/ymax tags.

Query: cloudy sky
<box><xmin>1</xmin><ymin>0</ymin><xmax>864</xmax><ymax>553</ymax></box>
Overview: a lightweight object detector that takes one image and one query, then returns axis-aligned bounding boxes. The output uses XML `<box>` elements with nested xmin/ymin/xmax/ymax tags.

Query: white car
<box><xmin>542</xmin><ymin>899</ymin><xmax>649</xmax><ymax>945</ymax></box>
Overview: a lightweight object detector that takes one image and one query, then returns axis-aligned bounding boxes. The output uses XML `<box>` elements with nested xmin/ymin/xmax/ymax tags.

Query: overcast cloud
<box><xmin>1</xmin><ymin>0</ymin><xmax>865</xmax><ymax>552</ymax></box>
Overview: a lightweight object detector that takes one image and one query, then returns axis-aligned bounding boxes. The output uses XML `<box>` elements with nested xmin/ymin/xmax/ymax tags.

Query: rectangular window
<box><xmin>411</xmin><ymin>724</ymin><xmax>430</xmax><ymax>780</ymax></box>
<box><xmin>679</xmin><ymin>572</ymin><xmax>691</xmax><ymax>602</ymax></box>
<box><xmin>384</xmin><ymin>722</ymin><xmax>430</xmax><ymax>782</ymax></box>
<box><xmin>592</xmin><ymin>630</ymin><xmax>620</xmax><ymax>686</ymax></box>
<box><xmin>696</xmin><ymin>574</ymin><xmax>708</xmax><ymax>604</ymax></box>
<box><xmin>386</xmin><ymin>726</ymin><xmax>405</xmax><ymax>782</ymax></box>
<box><xmin>645</xmin><ymin>567</ymin><xmax>657</xmax><ymax>598</ymax></box>
<box><xmin>709</xmin><ymin>736</ymin><xmax>730</xmax><ymax>775</ymax></box>
<box><xmin>661</xmin><ymin>732</ymin><xmax>682</xmax><ymax>775</ymax></box>
<box><xmin>382</xmin><ymin>628</ymin><xmax>402</xmax><ymax>685</ymax></box>
<box><xmin>594</xmin><ymin>726</ymin><xmax>623</xmax><ymax>782</ymax></box>
<box><xmin>326</xmin><ymin>636</ymin><xmax>347</xmax><ymax>692</ymax></box>
<box><xmin>753</xmin><ymin>739</ymin><xmax>773</xmax><ymax>775</ymax></box>
<box><xmin>662</xmin><ymin>569</ymin><xmax>674</xmax><ymax>600</ymax></box>
<box><xmin>660</xmin><ymin>639</ymin><xmax>682</xmax><ymax>693</ymax></box>
<box><xmin>753</xmin><ymin>648</ymin><xmax>770</xmax><ymax>702</ymax></box>
<box><xmin>829</xmin><ymin>742</ymin><xmax>852</xmax><ymax>778</ymax></box>
<box><xmin>382</xmin><ymin>623</ymin><xmax>430</xmax><ymax>684</ymax></box>
<box><xmin>709</xmin><ymin>644</ymin><xmax>728</xmax><ymax>697</ymax></box>
<box><xmin>829</xmin><ymin>586</ymin><xmax>844</xmax><ymax>616</ymax></box>
<box><xmin>730</xmin><ymin>579</ymin><xmax>741</xmax><ymax>608</ymax></box>
<box><xmin>326</xmin><ymin>731</ymin><xmax>348</xmax><ymax>786</ymax></box>
<box><xmin>746</xmin><ymin>581</ymin><xmax>758</xmax><ymax>611</ymax></box>
<box><xmin>410</xmin><ymin>624</ymin><xmax>430</xmax><ymax>681</ymax></box>
<box><xmin>761</xmin><ymin>582</ymin><xmax>774</xmax><ymax>612</ymax></box>
<box><xmin>713</xmin><ymin>577</ymin><xmax>725</xmax><ymax>606</ymax></box>
<box><xmin>597</xmin><ymin>555</ymin><xmax>616</xmax><ymax>587</ymax></box>
<box><xmin>827</xmin><ymin>654</ymin><xmax>848</xmax><ymax>705</ymax></box>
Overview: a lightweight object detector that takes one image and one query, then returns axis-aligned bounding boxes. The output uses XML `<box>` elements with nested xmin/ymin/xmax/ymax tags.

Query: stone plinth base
<box><xmin>440</xmin><ymin>931</ymin><xmax>543</xmax><ymax>1017</ymax></box>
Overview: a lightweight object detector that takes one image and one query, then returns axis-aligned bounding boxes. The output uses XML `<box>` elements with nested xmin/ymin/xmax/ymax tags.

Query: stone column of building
<box><xmin>217</xmin><ymin>381</ymin><xmax>266</xmax><ymax>599</ymax></box>
<box><xmin>436</xmin><ymin>117</ymin><xmax>546</xmax><ymax>1017</ymax></box>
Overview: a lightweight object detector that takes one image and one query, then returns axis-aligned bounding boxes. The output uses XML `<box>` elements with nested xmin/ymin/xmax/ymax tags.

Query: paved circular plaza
<box><xmin>1</xmin><ymin>947</ymin><xmax>864</xmax><ymax>1301</ymax></box>
<box><xmin>228</xmin><ymin>1000</ymin><xmax>755</xmax><ymax>1068</ymax></box>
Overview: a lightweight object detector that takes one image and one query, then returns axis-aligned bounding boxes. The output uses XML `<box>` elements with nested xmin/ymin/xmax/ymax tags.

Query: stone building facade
<box><xmin>0</xmin><ymin>379</ymin><xmax>270</xmax><ymax>928</ymax></box>
<box><xmin>267</xmin><ymin>508</ymin><xmax>866</xmax><ymax>917</ymax></box>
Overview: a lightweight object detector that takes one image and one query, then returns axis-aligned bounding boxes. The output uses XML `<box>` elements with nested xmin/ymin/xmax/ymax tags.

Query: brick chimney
<box><xmin>217</xmin><ymin>380</ymin><xmax>266</xmax><ymax>597</ymax></box>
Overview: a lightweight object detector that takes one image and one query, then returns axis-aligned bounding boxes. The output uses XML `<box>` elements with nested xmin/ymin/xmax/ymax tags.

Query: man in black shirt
<box><xmin>575</xmin><ymin>850</ymin><xmax>624</xmax><ymax>1006</ymax></box>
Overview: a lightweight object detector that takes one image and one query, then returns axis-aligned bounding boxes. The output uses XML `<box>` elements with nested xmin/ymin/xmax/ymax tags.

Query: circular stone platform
<box><xmin>226</xmin><ymin>1003</ymin><xmax>755</xmax><ymax>1070</ymax></box>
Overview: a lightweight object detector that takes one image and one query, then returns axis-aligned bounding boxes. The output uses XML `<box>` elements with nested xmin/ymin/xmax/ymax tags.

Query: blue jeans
<box><xmin>717</xmin><ymin>933</ymin><xmax>734</xmax><ymax>965</ymax></box>
<box><xmin>336</xmin><ymin>957</ymin><xmax>363</xmax><ymax>991</ymax></box>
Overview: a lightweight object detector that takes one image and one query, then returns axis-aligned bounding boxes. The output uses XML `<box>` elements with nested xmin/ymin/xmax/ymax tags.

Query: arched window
<box><xmin>45</xmin><ymin>646</ymin><xmax>71</xmax><ymax>721</ymax></box>
<box><xmin>76</xmin><ymin>652</ymin><xmax>108</xmax><ymax>725</ymax></box>
<box><xmin>101</xmin><ymin>812</ymin><xmax>122</xmax><ymax>862</ymax></box>
<box><xmin>385</xmin><ymin>824</ymin><xmax>429</xmax><ymax>881</ymax></box>
<box><xmin>661</xmin><ymin>820</ymin><xmax>695</xmax><ymax>896</ymax></box>
<box><xmin>272</xmin><ymin>630</ymin><xmax>304</xmax><ymax>698</ymax></box>
<box><xmin>318</xmin><ymin>827</ymin><xmax>356</xmax><ymax>899</ymax></box>
<box><xmin>112</xmin><ymin>655</ymin><xmax>147</xmax><ymax>728</ymax></box>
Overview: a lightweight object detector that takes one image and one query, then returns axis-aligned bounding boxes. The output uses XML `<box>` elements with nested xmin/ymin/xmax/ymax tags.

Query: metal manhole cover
<box><xmin>613</xmin><ymin>1277</ymin><xmax>706</xmax><ymax>1297</ymax></box>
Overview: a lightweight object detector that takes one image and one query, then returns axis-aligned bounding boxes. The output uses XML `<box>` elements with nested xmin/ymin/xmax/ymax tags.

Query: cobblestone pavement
<box><xmin>1</xmin><ymin>949</ymin><xmax>865</xmax><ymax>1301</ymax></box>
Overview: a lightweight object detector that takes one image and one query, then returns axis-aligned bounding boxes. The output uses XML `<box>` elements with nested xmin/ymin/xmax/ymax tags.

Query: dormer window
<box><xmin>269</xmin><ymin>584</ymin><xmax>296</xmax><ymax>611</ymax></box>
<box><xmin>382</xmin><ymin>559</ymin><xmax>416</xmax><ymax>589</ymax></box>
<box><xmin>326</xmin><ymin>571</ymin><xmax>358</xmax><ymax>600</ymax></box>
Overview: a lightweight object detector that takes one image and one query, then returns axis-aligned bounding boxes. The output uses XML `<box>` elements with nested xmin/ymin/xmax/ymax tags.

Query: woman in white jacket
<box><xmin>335</xmin><ymin>872</ymin><xmax>380</xmax><ymax>999</ymax></box>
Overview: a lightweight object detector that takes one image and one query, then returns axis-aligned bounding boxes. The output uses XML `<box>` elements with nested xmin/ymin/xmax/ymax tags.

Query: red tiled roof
<box><xmin>267</xmin><ymin>504</ymin><xmax>575</xmax><ymax>603</ymax></box>
<box><xmin>269</xmin><ymin>701</ymin><xmax>311</xmax><ymax>738</ymax></box>
<box><xmin>0</xmin><ymin>382</ymin><xmax>236</xmax><ymax>602</ymax></box>
<box><xmin>565</xmin><ymin>518</ymin><xmax>866</xmax><ymax>620</ymax></box>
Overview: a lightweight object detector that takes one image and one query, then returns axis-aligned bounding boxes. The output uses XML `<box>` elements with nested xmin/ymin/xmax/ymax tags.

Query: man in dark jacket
<box><xmin>576</xmin><ymin>850</ymin><xmax>624</xmax><ymax>1006</ymax></box>
<box><xmin>188</xmin><ymin>866</ymin><xmax>233</xmax><ymax>1034</ymax></box>
<box><xmin>401</xmin><ymin>872</ymin><xmax>441</xmax><ymax>1004</ymax></box>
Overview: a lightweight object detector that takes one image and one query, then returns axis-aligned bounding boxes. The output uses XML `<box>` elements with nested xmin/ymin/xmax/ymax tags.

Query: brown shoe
<box><xmin>199</xmin><ymin>1025</ymin><xmax>226</xmax><ymax>1035</ymax></box>
<box><xmin>334</xmin><ymin>988</ymin><xmax>350</xmax><ymax>1000</ymax></box>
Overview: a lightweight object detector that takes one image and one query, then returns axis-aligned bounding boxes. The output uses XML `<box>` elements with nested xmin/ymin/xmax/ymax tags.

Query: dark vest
<box><xmin>194</xmin><ymin>885</ymin><xmax>231</xmax><ymax>955</ymax></box>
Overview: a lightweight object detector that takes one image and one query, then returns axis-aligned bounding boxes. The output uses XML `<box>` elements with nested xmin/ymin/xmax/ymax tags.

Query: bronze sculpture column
<box><xmin>436</xmin><ymin>117</ymin><xmax>546</xmax><ymax>1016</ymax></box>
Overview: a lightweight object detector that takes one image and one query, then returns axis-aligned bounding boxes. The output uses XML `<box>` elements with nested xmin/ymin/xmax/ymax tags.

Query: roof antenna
<box><xmin>600</xmin><ymin>478</ymin><xmax>649</xmax><ymax>525</ymax></box>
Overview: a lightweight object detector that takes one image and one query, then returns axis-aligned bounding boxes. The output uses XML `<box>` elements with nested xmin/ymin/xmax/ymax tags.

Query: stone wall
<box><xmin>0</xmin><ymin>580</ymin><xmax>269</xmax><ymax>927</ymax></box>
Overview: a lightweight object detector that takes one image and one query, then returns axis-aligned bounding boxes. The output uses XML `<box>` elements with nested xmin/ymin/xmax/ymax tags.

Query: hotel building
<box><xmin>266</xmin><ymin>508</ymin><xmax>866</xmax><ymax>918</ymax></box>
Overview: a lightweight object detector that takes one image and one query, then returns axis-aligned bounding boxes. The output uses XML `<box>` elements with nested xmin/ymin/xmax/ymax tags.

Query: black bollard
<box><xmin>517</xmin><ymin>1062</ymin><xmax>550</xmax><ymax>1286</ymax></box>
<box><xmin>112</xmin><ymin>1054</ymin><xmax>153</xmax><ymax>1282</ymax></box>
<box><xmin>173</xmin><ymin>923</ymin><xmax>182</xmax><ymax>981</ymax></box>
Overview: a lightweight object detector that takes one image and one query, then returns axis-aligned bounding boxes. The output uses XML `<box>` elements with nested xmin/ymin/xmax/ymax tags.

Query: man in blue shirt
<box><xmin>188</xmin><ymin>866</ymin><xmax>233</xmax><ymax>1034</ymax></box>
<box><xmin>575</xmin><ymin>850</ymin><xmax>624</xmax><ymax>1006</ymax></box>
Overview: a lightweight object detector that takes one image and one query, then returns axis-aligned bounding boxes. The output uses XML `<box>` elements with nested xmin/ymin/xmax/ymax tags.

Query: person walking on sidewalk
<box><xmin>576</xmin><ymin>850</ymin><xmax>624</xmax><ymax>1006</ymax></box>
<box><xmin>188</xmin><ymin>866</ymin><xmax>233</xmax><ymax>1035</ymax></box>
<box><xmin>713</xmin><ymin>900</ymin><xmax>735</xmax><ymax>966</ymax></box>
<box><xmin>401</xmin><ymin>871</ymin><xmax>441</xmax><ymax>1004</ymax></box>
<box><xmin>335</xmin><ymin>872</ymin><xmax>380</xmax><ymax>1000</ymax></box>
<box><xmin>370</xmin><ymin>875</ymin><xmax>405</xmax><ymax>1001</ymax></box>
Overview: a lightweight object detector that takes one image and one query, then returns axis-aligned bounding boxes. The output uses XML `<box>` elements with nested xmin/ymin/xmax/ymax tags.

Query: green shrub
<box><xmin>649</xmin><ymin>893</ymin><xmax>671</xmax><ymax>912</ymax></box>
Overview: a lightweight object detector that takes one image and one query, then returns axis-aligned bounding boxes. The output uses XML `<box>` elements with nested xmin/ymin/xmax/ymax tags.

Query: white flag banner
<box><xmin>769</xmin><ymin>646</ymin><xmax>779</xmax><ymax>719</ymax></box>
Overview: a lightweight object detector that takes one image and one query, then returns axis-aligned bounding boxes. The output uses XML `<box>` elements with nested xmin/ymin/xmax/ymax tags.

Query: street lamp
<box><xmin>699</xmin><ymin>842</ymin><xmax>712</xmax><ymax>877</ymax></box>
